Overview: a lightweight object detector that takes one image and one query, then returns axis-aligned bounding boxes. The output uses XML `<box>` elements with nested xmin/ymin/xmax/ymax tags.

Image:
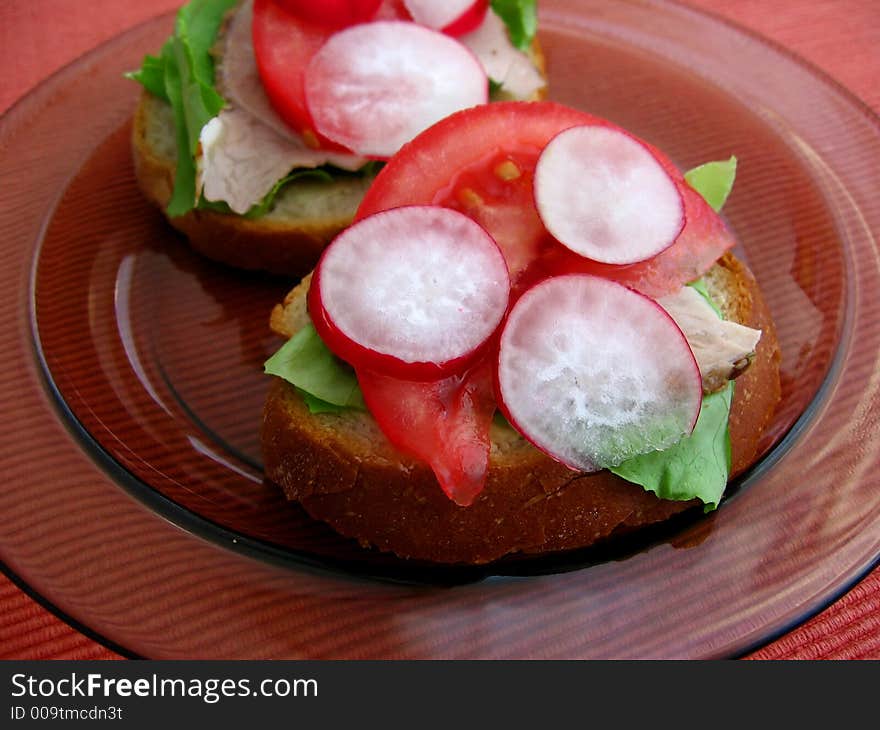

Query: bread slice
<box><xmin>132</xmin><ymin>90</ymin><xmax>377</xmax><ymax>277</ymax></box>
<box><xmin>131</xmin><ymin>15</ymin><xmax>548</xmax><ymax>277</ymax></box>
<box><xmin>261</xmin><ymin>252</ymin><xmax>782</xmax><ymax>564</ymax></box>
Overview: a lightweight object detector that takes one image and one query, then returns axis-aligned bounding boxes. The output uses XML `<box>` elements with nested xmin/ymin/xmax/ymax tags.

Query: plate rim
<box><xmin>2</xmin><ymin>0</ymin><xmax>880</xmax><ymax>659</ymax></box>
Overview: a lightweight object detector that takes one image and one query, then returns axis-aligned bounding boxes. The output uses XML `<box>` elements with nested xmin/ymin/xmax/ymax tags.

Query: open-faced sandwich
<box><xmin>128</xmin><ymin>0</ymin><xmax>547</xmax><ymax>275</ymax></box>
<box><xmin>261</xmin><ymin>100</ymin><xmax>782</xmax><ymax>565</ymax></box>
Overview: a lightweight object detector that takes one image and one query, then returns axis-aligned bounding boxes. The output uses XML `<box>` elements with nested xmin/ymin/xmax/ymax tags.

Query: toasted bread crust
<box><xmin>261</xmin><ymin>253</ymin><xmax>781</xmax><ymax>564</ymax></box>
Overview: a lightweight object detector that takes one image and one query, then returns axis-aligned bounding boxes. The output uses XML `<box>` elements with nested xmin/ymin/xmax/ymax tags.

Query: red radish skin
<box><xmin>309</xmin><ymin>206</ymin><xmax>510</xmax><ymax>380</ymax></box>
<box><xmin>442</xmin><ymin>2</ymin><xmax>489</xmax><ymax>36</ymax></box>
<box><xmin>534</xmin><ymin>125</ymin><xmax>685</xmax><ymax>265</ymax></box>
<box><xmin>403</xmin><ymin>0</ymin><xmax>488</xmax><ymax>36</ymax></box>
<box><xmin>496</xmin><ymin>274</ymin><xmax>702</xmax><ymax>472</ymax></box>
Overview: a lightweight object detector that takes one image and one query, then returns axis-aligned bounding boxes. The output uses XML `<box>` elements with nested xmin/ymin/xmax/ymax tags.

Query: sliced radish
<box><xmin>304</xmin><ymin>21</ymin><xmax>488</xmax><ymax>158</ymax></box>
<box><xmin>496</xmin><ymin>274</ymin><xmax>702</xmax><ymax>471</ymax></box>
<box><xmin>534</xmin><ymin>126</ymin><xmax>685</xmax><ymax>265</ymax></box>
<box><xmin>403</xmin><ymin>0</ymin><xmax>488</xmax><ymax>35</ymax></box>
<box><xmin>309</xmin><ymin>206</ymin><xmax>510</xmax><ymax>380</ymax></box>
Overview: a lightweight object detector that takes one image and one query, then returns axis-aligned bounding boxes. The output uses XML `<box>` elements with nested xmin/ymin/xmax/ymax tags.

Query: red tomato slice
<box><xmin>441</xmin><ymin>148</ymin><xmax>552</xmax><ymax>288</ymax></box>
<box><xmin>252</xmin><ymin>0</ymin><xmax>407</xmax><ymax>149</ymax></box>
<box><xmin>252</xmin><ymin>0</ymin><xmax>331</xmax><ymax>146</ymax></box>
<box><xmin>357</xmin><ymin>360</ymin><xmax>497</xmax><ymax>507</ymax></box>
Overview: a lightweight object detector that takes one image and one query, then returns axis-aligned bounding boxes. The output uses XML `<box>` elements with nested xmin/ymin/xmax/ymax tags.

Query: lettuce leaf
<box><xmin>125</xmin><ymin>48</ymin><xmax>169</xmax><ymax>101</ymax></box>
<box><xmin>491</xmin><ymin>0</ymin><xmax>538</xmax><ymax>51</ymax></box>
<box><xmin>264</xmin><ymin>323</ymin><xmax>366</xmax><ymax>412</ymax></box>
<box><xmin>688</xmin><ymin>277</ymin><xmax>722</xmax><ymax>317</ymax></box>
<box><xmin>177</xmin><ymin>0</ymin><xmax>234</xmax><ymax>91</ymax></box>
<box><xmin>684</xmin><ymin>155</ymin><xmax>737</xmax><ymax>213</ymax></box>
<box><xmin>611</xmin><ymin>383</ymin><xmax>733</xmax><ymax>511</ymax></box>
<box><xmin>129</xmin><ymin>0</ymin><xmax>239</xmax><ymax>216</ymax></box>
<box><xmin>161</xmin><ymin>39</ymin><xmax>199</xmax><ymax>218</ymax></box>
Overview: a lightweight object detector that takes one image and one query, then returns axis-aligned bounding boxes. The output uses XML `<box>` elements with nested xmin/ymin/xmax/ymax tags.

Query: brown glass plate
<box><xmin>2</xmin><ymin>0</ymin><xmax>879</xmax><ymax>659</ymax></box>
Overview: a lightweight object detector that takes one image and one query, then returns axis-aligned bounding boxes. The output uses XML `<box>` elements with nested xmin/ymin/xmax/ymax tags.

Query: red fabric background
<box><xmin>1</xmin><ymin>0</ymin><xmax>878</xmax><ymax>660</ymax></box>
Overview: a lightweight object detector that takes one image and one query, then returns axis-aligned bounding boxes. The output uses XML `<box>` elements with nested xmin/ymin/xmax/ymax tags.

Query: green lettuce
<box><xmin>168</xmin><ymin>0</ymin><xmax>239</xmax><ymax>217</ymax></box>
<box><xmin>684</xmin><ymin>156</ymin><xmax>737</xmax><ymax>213</ymax></box>
<box><xmin>611</xmin><ymin>382</ymin><xmax>733</xmax><ymax>511</ymax></box>
<box><xmin>177</xmin><ymin>0</ymin><xmax>234</xmax><ymax>91</ymax></box>
<box><xmin>688</xmin><ymin>277</ymin><xmax>722</xmax><ymax>317</ymax></box>
<box><xmin>128</xmin><ymin>0</ymin><xmax>238</xmax><ymax>216</ymax></box>
<box><xmin>491</xmin><ymin>0</ymin><xmax>538</xmax><ymax>51</ymax></box>
<box><xmin>125</xmin><ymin>49</ymin><xmax>168</xmax><ymax>100</ymax></box>
<box><xmin>130</xmin><ymin>1</ymin><xmax>383</xmax><ymax>219</ymax></box>
<box><xmin>264</xmin><ymin>323</ymin><xmax>366</xmax><ymax>412</ymax></box>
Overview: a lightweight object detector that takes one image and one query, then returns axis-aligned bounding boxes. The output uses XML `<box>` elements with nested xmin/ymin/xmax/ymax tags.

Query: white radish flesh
<box><xmin>403</xmin><ymin>0</ymin><xmax>479</xmax><ymax>30</ymax></box>
<box><xmin>315</xmin><ymin>206</ymin><xmax>510</xmax><ymax>375</ymax></box>
<box><xmin>304</xmin><ymin>21</ymin><xmax>488</xmax><ymax>158</ymax></box>
<box><xmin>534</xmin><ymin>125</ymin><xmax>685</xmax><ymax>264</ymax></box>
<box><xmin>496</xmin><ymin>274</ymin><xmax>702</xmax><ymax>471</ymax></box>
